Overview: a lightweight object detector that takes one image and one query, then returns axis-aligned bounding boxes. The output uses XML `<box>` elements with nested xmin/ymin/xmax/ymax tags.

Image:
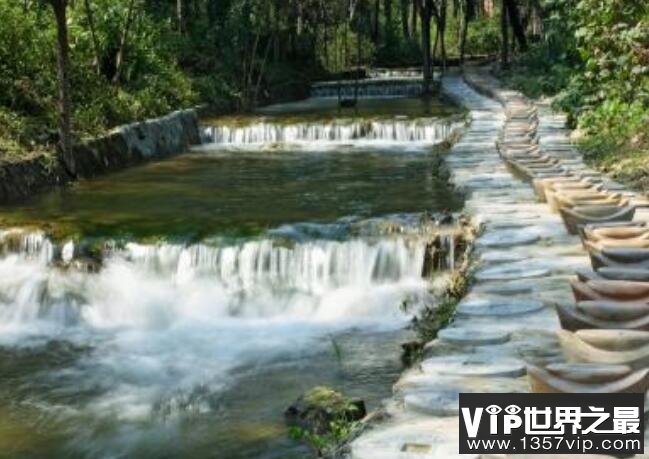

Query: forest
<box><xmin>0</xmin><ymin>0</ymin><xmax>647</xmax><ymax>184</ymax></box>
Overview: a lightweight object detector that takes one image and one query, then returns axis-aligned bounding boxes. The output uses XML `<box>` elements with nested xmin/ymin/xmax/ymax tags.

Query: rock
<box><xmin>438</xmin><ymin>328</ymin><xmax>511</xmax><ymax>346</ymax></box>
<box><xmin>284</xmin><ymin>386</ymin><xmax>366</xmax><ymax>436</ymax></box>
<box><xmin>422</xmin><ymin>355</ymin><xmax>526</xmax><ymax>378</ymax></box>
<box><xmin>477</xmin><ymin>230</ymin><xmax>540</xmax><ymax>248</ymax></box>
<box><xmin>457</xmin><ymin>298</ymin><xmax>545</xmax><ymax>317</ymax></box>
<box><xmin>404</xmin><ymin>391</ymin><xmax>460</xmax><ymax>416</ymax></box>
<box><xmin>401</xmin><ymin>341</ymin><xmax>424</xmax><ymax>366</ymax></box>
<box><xmin>479</xmin><ymin>251</ymin><xmax>526</xmax><ymax>264</ymax></box>
<box><xmin>475</xmin><ymin>263</ymin><xmax>551</xmax><ymax>281</ymax></box>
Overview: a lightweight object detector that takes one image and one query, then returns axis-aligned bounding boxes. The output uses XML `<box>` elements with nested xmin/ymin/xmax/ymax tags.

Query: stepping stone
<box><xmin>457</xmin><ymin>299</ymin><xmax>545</xmax><ymax>317</ymax></box>
<box><xmin>475</xmin><ymin>263</ymin><xmax>551</xmax><ymax>281</ymax></box>
<box><xmin>421</xmin><ymin>355</ymin><xmax>526</xmax><ymax>377</ymax></box>
<box><xmin>477</xmin><ymin>284</ymin><xmax>534</xmax><ymax>295</ymax></box>
<box><xmin>488</xmin><ymin>221</ymin><xmax>534</xmax><ymax>230</ymax></box>
<box><xmin>403</xmin><ymin>391</ymin><xmax>460</xmax><ymax>416</ymax></box>
<box><xmin>438</xmin><ymin>328</ymin><xmax>511</xmax><ymax>346</ymax></box>
<box><xmin>480</xmin><ymin>251</ymin><xmax>526</xmax><ymax>264</ymax></box>
<box><xmin>481</xmin><ymin>212</ymin><xmax>541</xmax><ymax>222</ymax></box>
<box><xmin>477</xmin><ymin>230</ymin><xmax>540</xmax><ymax>248</ymax></box>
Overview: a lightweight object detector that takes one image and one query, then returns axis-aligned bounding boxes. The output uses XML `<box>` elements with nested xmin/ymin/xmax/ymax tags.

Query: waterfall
<box><xmin>202</xmin><ymin>118</ymin><xmax>462</xmax><ymax>145</ymax></box>
<box><xmin>0</xmin><ymin>229</ymin><xmax>459</xmax><ymax>330</ymax></box>
<box><xmin>311</xmin><ymin>79</ymin><xmax>424</xmax><ymax>98</ymax></box>
<box><xmin>367</xmin><ymin>68</ymin><xmax>423</xmax><ymax>79</ymax></box>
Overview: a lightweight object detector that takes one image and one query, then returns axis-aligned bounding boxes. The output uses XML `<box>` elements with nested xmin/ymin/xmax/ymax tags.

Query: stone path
<box><xmin>349</xmin><ymin>72</ymin><xmax>649</xmax><ymax>458</ymax></box>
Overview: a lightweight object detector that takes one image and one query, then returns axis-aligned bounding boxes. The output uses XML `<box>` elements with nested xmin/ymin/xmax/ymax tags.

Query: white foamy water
<box><xmin>202</xmin><ymin>118</ymin><xmax>462</xmax><ymax>146</ymax></box>
<box><xmin>0</xmin><ymin>232</ymin><xmax>454</xmax><ymax>331</ymax></box>
<box><xmin>310</xmin><ymin>80</ymin><xmax>424</xmax><ymax>98</ymax></box>
<box><xmin>0</xmin><ymin>229</ymin><xmax>454</xmax><ymax>436</ymax></box>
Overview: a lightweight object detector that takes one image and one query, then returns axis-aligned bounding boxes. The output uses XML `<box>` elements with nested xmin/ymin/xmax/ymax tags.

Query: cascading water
<box><xmin>202</xmin><ymin>118</ymin><xmax>463</xmax><ymax>146</ymax></box>
<box><xmin>0</xmin><ymin>94</ymin><xmax>465</xmax><ymax>458</ymax></box>
<box><xmin>0</xmin><ymin>228</ymin><xmax>459</xmax><ymax>330</ymax></box>
<box><xmin>310</xmin><ymin>79</ymin><xmax>424</xmax><ymax>98</ymax></box>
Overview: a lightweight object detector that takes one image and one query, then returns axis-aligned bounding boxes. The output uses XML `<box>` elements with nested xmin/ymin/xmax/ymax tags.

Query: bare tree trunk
<box><xmin>529</xmin><ymin>0</ymin><xmax>543</xmax><ymax>37</ymax></box>
<box><xmin>432</xmin><ymin>19</ymin><xmax>438</xmax><ymax>72</ymax></box>
<box><xmin>420</xmin><ymin>0</ymin><xmax>432</xmax><ymax>93</ymax></box>
<box><xmin>253</xmin><ymin>39</ymin><xmax>272</xmax><ymax>108</ymax></box>
<box><xmin>400</xmin><ymin>0</ymin><xmax>411</xmax><ymax>39</ymax></box>
<box><xmin>49</xmin><ymin>0</ymin><xmax>74</xmax><ymax>174</ymax></box>
<box><xmin>410</xmin><ymin>0</ymin><xmax>418</xmax><ymax>36</ymax></box>
<box><xmin>459</xmin><ymin>0</ymin><xmax>470</xmax><ymax>65</ymax></box>
<box><xmin>383</xmin><ymin>0</ymin><xmax>393</xmax><ymax>42</ymax></box>
<box><xmin>438</xmin><ymin>0</ymin><xmax>446</xmax><ymax>73</ymax></box>
<box><xmin>113</xmin><ymin>0</ymin><xmax>137</xmax><ymax>85</ymax></box>
<box><xmin>83</xmin><ymin>0</ymin><xmax>102</xmax><ymax>75</ymax></box>
<box><xmin>500</xmin><ymin>0</ymin><xmax>509</xmax><ymax>68</ymax></box>
<box><xmin>372</xmin><ymin>0</ymin><xmax>380</xmax><ymax>42</ymax></box>
<box><xmin>177</xmin><ymin>0</ymin><xmax>186</xmax><ymax>34</ymax></box>
<box><xmin>504</xmin><ymin>0</ymin><xmax>527</xmax><ymax>51</ymax></box>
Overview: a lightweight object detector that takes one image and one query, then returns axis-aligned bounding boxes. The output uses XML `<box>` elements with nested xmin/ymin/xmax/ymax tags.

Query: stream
<box><xmin>0</xmin><ymin>96</ymin><xmax>464</xmax><ymax>458</ymax></box>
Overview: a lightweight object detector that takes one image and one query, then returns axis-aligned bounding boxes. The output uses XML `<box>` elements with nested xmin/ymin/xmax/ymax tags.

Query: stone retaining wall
<box><xmin>0</xmin><ymin>109</ymin><xmax>200</xmax><ymax>203</ymax></box>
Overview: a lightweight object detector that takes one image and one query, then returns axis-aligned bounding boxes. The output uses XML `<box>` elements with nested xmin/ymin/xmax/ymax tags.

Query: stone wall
<box><xmin>0</xmin><ymin>109</ymin><xmax>201</xmax><ymax>203</ymax></box>
<box><xmin>66</xmin><ymin>109</ymin><xmax>200</xmax><ymax>178</ymax></box>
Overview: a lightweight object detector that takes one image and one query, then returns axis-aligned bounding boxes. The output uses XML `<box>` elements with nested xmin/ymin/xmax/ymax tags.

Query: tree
<box><xmin>419</xmin><ymin>0</ymin><xmax>433</xmax><ymax>92</ymax></box>
<box><xmin>500</xmin><ymin>0</ymin><xmax>509</xmax><ymax>67</ymax></box>
<box><xmin>83</xmin><ymin>0</ymin><xmax>102</xmax><ymax>75</ymax></box>
<box><xmin>400</xmin><ymin>0</ymin><xmax>411</xmax><ymax>39</ymax></box>
<box><xmin>112</xmin><ymin>0</ymin><xmax>138</xmax><ymax>85</ymax></box>
<box><xmin>432</xmin><ymin>0</ymin><xmax>447</xmax><ymax>73</ymax></box>
<box><xmin>48</xmin><ymin>0</ymin><xmax>74</xmax><ymax>174</ymax></box>
<box><xmin>504</xmin><ymin>0</ymin><xmax>527</xmax><ymax>52</ymax></box>
<box><xmin>459</xmin><ymin>0</ymin><xmax>475</xmax><ymax>65</ymax></box>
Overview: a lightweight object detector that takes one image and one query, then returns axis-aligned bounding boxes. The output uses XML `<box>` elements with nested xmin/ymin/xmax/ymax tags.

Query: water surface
<box><xmin>0</xmin><ymin>96</ymin><xmax>463</xmax><ymax>458</ymax></box>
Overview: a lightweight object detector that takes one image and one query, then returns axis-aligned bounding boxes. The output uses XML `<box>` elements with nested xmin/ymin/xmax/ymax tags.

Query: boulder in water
<box><xmin>285</xmin><ymin>386</ymin><xmax>366</xmax><ymax>436</ymax></box>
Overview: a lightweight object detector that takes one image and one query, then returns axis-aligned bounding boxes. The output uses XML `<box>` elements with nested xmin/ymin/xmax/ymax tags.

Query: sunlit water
<box><xmin>0</xmin><ymin>97</ymin><xmax>463</xmax><ymax>458</ymax></box>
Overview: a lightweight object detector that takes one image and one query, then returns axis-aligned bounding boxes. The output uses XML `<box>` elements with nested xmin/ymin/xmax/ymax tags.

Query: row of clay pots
<box><xmin>497</xmin><ymin>93</ymin><xmax>649</xmax><ymax>394</ymax></box>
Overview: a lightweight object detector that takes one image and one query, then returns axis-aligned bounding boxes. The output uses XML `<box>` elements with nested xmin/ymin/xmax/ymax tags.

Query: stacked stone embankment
<box><xmin>350</xmin><ymin>70</ymin><xmax>649</xmax><ymax>458</ymax></box>
<box><xmin>0</xmin><ymin>109</ymin><xmax>200</xmax><ymax>203</ymax></box>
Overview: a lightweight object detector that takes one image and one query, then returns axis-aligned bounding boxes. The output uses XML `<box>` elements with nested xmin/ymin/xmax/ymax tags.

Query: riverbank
<box><xmin>0</xmin><ymin>109</ymin><xmax>201</xmax><ymax>204</ymax></box>
<box><xmin>347</xmin><ymin>68</ymin><xmax>649</xmax><ymax>458</ymax></box>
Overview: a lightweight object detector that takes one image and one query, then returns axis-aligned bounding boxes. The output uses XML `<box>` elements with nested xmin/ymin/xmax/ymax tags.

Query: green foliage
<box><xmin>464</xmin><ymin>17</ymin><xmax>501</xmax><ymax>56</ymax></box>
<box><xmin>288</xmin><ymin>417</ymin><xmax>361</xmax><ymax>456</ymax></box>
<box><xmin>498</xmin><ymin>0</ymin><xmax>648</xmax><ymax>188</ymax></box>
<box><xmin>0</xmin><ymin>0</ymin><xmax>198</xmax><ymax>155</ymax></box>
<box><xmin>288</xmin><ymin>386</ymin><xmax>363</xmax><ymax>456</ymax></box>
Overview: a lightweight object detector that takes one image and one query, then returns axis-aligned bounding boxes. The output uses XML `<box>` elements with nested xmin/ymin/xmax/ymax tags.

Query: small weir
<box><xmin>201</xmin><ymin>118</ymin><xmax>462</xmax><ymax>145</ymax></box>
<box><xmin>310</xmin><ymin>79</ymin><xmax>425</xmax><ymax>98</ymax></box>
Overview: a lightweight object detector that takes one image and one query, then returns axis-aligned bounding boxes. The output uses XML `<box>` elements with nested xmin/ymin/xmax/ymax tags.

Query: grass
<box><xmin>579</xmin><ymin>134</ymin><xmax>649</xmax><ymax>193</ymax></box>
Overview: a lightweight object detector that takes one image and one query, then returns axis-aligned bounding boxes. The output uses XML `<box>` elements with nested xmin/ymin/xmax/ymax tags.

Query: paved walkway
<box><xmin>349</xmin><ymin>72</ymin><xmax>648</xmax><ymax>458</ymax></box>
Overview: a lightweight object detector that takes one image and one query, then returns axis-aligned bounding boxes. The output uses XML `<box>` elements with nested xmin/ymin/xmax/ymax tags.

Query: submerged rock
<box><xmin>284</xmin><ymin>386</ymin><xmax>366</xmax><ymax>436</ymax></box>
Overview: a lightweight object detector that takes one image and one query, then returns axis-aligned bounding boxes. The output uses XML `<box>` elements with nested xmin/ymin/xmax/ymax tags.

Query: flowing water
<box><xmin>0</xmin><ymin>97</ymin><xmax>463</xmax><ymax>458</ymax></box>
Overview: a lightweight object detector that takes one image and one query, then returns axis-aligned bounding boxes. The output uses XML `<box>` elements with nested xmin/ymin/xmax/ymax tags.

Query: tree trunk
<box><xmin>177</xmin><ymin>0</ymin><xmax>186</xmax><ymax>34</ymax></box>
<box><xmin>438</xmin><ymin>0</ymin><xmax>447</xmax><ymax>73</ymax></box>
<box><xmin>459</xmin><ymin>0</ymin><xmax>471</xmax><ymax>65</ymax></box>
<box><xmin>410</xmin><ymin>0</ymin><xmax>418</xmax><ymax>36</ymax></box>
<box><xmin>504</xmin><ymin>0</ymin><xmax>527</xmax><ymax>51</ymax></box>
<box><xmin>400</xmin><ymin>0</ymin><xmax>411</xmax><ymax>39</ymax></box>
<box><xmin>420</xmin><ymin>0</ymin><xmax>432</xmax><ymax>93</ymax></box>
<box><xmin>383</xmin><ymin>0</ymin><xmax>393</xmax><ymax>42</ymax></box>
<box><xmin>500</xmin><ymin>0</ymin><xmax>509</xmax><ymax>68</ymax></box>
<box><xmin>83</xmin><ymin>0</ymin><xmax>102</xmax><ymax>75</ymax></box>
<box><xmin>49</xmin><ymin>0</ymin><xmax>74</xmax><ymax>175</ymax></box>
<box><xmin>113</xmin><ymin>0</ymin><xmax>137</xmax><ymax>85</ymax></box>
<box><xmin>372</xmin><ymin>0</ymin><xmax>380</xmax><ymax>42</ymax></box>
